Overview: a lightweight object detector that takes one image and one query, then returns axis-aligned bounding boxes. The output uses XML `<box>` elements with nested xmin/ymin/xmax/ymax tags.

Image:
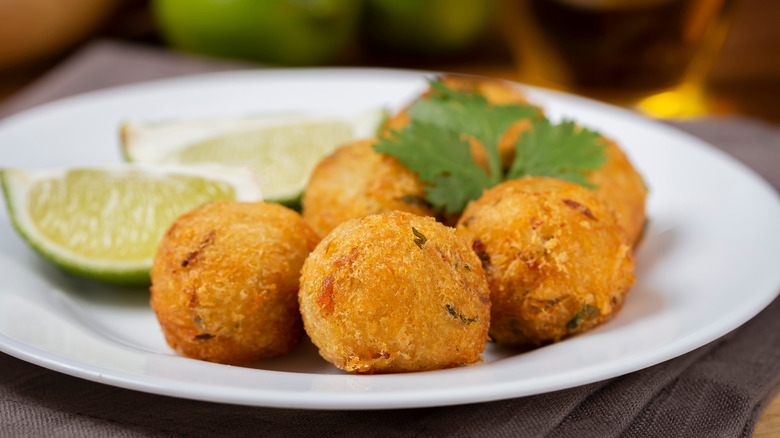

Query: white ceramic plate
<box><xmin>1</xmin><ymin>69</ymin><xmax>779</xmax><ymax>410</ymax></box>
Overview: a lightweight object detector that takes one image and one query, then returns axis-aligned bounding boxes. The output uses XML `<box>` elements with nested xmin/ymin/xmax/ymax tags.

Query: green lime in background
<box><xmin>153</xmin><ymin>0</ymin><xmax>361</xmax><ymax>66</ymax></box>
<box><xmin>362</xmin><ymin>0</ymin><xmax>495</xmax><ymax>57</ymax></box>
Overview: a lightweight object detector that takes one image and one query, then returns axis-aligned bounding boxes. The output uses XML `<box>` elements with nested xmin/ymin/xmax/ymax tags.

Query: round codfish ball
<box><xmin>587</xmin><ymin>138</ymin><xmax>647</xmax><ymax>245</ymax></box>
<box><xmin>456</xmin><ymin>177</ymin><xmax>636</xmax><ymax>349</ymax></box>
<box><xmin>150</xmin><ymin>201</ymin><xmax>319</xmax><ymax>365</ymax></box>
<box><xmin>302</xmin><ymin>139</ymin><xmax>434</xmax><ymax>239</ymax></box>
<box><xmin>299</xmin><ymin>211</ymin><xmax>491</xmax><ymax>374</ymax></box>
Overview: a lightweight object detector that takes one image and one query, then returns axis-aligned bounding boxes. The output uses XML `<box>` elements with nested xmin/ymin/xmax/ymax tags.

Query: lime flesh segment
<box><xmin>121</xmin><ymin>109</ymin><xmax>386</xmax><ymax>205</ymax></box>
<box><xmin>29</xmin><ymin>170</ymin><xmax>235</xmax><ymax>261</ymax></box>
<box><xmin>1</xmin><ymin>166</ymin><xmax>262</xmax><ymax>285</ymax></box>
<box><xmin>169</xmin><ymin>122</ymin><xmax>353</xmax><ymax>202</ymax></box>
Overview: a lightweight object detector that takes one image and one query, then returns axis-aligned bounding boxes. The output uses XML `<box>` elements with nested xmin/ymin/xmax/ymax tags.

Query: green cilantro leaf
<box><xmin>506</xmin><ymin>119</ymin><xmax>606</xmax><ymax>187</ymax></box>
<box><xmin>407</xmin><ymin>80</ymin><xmax>540</xmax><ymax>182</ymax></box>
<box><xmin>375</xmin><ymin>122</ymin><xmax>491</xmax><ymax>214</ymax></box>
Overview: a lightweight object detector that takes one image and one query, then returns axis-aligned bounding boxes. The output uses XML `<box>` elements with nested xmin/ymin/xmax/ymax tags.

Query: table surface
<box><xmin>0</xmin><ymin>1</ymin><xmax>778</xmax><ymax>435</ymax></box>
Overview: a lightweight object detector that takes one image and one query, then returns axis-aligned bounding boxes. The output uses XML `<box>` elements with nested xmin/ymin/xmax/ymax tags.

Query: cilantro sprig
<box><xmin>374</xmin><ymin>78</ymin><xmax>607</xmax><ymax>214</ymax></box>
<box><xmin>406</xmin><ymin>80</ymin><xmax>540</xmax><ymax>182</ymax></box>
<box><xmin>375</xmin><ymin>122</ymin><xmax>489</xmax><ymax>214</ymax></box>
<box><xmin>507</xmin><ymin>119</ymin><xmax>605</xmax><ymax>188</ymax></box>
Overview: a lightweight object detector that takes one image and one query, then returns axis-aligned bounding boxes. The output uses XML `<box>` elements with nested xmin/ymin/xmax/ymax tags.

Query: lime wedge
<box><xmin>1</xmin><ymin>164</ymin><xmax>263</xmax><ymax>285</ymax></box>
<box><xmin>121</xmin><ymin>109</ymin><xmax>385</xmax><ymax>205</ymax></box>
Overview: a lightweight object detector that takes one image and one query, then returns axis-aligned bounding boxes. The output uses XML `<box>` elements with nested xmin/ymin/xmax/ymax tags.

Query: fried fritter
<box><xmin>301</xmin><ymin>139</ymin><xmax>433</xmax><ymax>239</ymax></box>
<box><xmin>299</xmin><ymin>211</ymin><xmax>491</xmax><ymax>374</ymax></box>
<box><xmin>588</xmin><ymin>138</ymin><xmax>647</xmax><ymax>244</ymax></box>
<box><xmin>456</xmin><ymin>177</ymin><xmax>635</xmax><ymax>349</ymax></box>
<box><xmin>150</xmin><ymin>201</ymin><xmax>319</xmax><ymax>365</ymax></box>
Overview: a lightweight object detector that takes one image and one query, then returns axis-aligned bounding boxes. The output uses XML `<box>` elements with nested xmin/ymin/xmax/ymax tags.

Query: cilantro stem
<box><xmin>478</xmin><ymin>126</ymin><xmax>503</xmax><ymax>186</ymax></box>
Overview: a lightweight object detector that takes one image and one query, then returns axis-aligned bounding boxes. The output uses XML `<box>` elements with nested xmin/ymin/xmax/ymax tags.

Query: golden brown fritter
<box><xmin>299</xmin><ymin>211</ymin><xmax>491</xmax><ymax>374</ymax></box>
<box><xmin>301</xmin><ymin>139</ymin><xmax>434</xmax><ymax>239</ymax></box>
<box><xmin>456</xmin><ymin>177</ymin><xmax>635</xmax><ymax>349</ymax></box>
<box><xmin>587</xmin><ymin>138</ymin><xmax>647</xmax><ymax>245</ymax></box>
<box><xmin>150</xmin><ymin>201</ymin><xmax>319</xmax><ymax>365</ymax></box>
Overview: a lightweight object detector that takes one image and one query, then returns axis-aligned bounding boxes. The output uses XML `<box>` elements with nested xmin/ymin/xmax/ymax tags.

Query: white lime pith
<box><xmin>0</xmin><ymin>164</ymin><xmax>263</xmax><ymax>285</ymax></box>
<box><xmin>120</xmin><ymin>109</ymin><xmax>385</xmax><ymax>204</ymax></box>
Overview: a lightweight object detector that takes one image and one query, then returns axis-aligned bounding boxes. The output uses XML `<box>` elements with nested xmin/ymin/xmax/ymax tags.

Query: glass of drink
<box><xmin>500</xmin><ymin>0</ymin><xmax>737</xmax><ymax>117</ymax></box>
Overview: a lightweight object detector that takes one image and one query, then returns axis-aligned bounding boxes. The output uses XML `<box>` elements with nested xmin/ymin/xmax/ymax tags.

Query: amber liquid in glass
<box><xmin>503</xmin><ymin>0</ymin><xmax>735</xmax><ymax>113</ymax></box>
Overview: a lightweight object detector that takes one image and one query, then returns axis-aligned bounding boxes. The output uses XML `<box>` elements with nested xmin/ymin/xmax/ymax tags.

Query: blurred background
<box><xmin>0</xmin><ymin>0</ymin><xmax>778</xmax><ymax>121</ymax></box>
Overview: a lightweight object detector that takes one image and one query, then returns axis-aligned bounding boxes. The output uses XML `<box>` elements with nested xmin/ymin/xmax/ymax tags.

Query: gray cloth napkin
<box><xmin>2</xmin><ymin>40</ymin><xmax>780</xmax><ymax>438</ymax></box>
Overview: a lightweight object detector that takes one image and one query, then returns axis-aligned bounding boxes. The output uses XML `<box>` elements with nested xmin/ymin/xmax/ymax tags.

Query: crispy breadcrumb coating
<box><xmin>456</xmin><ymin>177</ymin><xmax>635</xmax><ymax>348</ymax></box>
<box><xmin>588</xmin><ymin>138</ymin><xmax>647</xmax><ymax>244</ymax></box>
<box><xmin>150</xmin><ymin>201</ymin><xmax>319</xmax><ymax>365</ymax></box>
<box><xmin>299</xmin><ymin>211</ymin><xmax>490</xmax><ymax>373</ymax></box>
